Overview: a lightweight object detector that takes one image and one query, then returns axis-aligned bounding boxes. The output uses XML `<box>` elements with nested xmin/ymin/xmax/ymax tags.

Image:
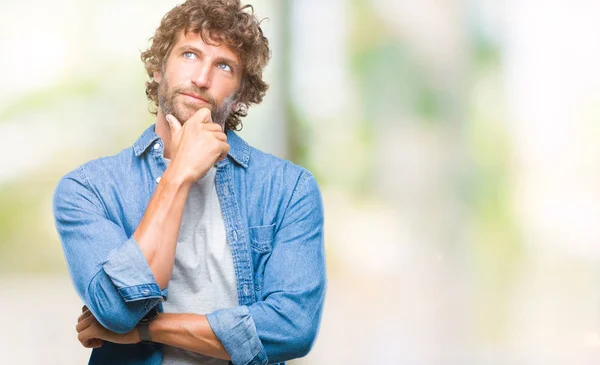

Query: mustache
<box><xmin>175</xmin><ymin>87</ymin><xmax>217</xmax><ymax>107</ymax></box>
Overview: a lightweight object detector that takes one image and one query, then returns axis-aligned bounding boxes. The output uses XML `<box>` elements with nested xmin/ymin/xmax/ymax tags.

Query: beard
<box><xmin>157</xmin><ymin>77</ymin><xmax>236</xmax><ymax>131</ymax></box>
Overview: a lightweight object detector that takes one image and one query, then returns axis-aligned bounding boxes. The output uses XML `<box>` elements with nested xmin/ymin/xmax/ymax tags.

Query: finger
<box><xmin>76</xmin><ymin>313</ymin><xmax>95</xmax><ymax>333</ymax></box>
<box><xmin>207</xmin><ymin>120</ymin><xmax>224</xmax><ymax>132</ymax></box>
<box><xmin>205</xmin><ymin>123</ymin><xmax>223</xmax><ymax>133</ymax></box>
<box><xmin>165</xmin><ymin>114</ymin><xmax>182</xmax><ymax>134</ymax></box>
<box><xmin>78</xmin><ymin>325</ymin><xmax>95</xmax><ymax>344</ymax></box>
<box><xmin>81</xmin><ymin>305</ymin><xmax>87</xmax><ymax>313</ymax></box>
<box><xmin>212</xmin><ymin>131</ymin><xmax>227</xmax><ymax>142</ymax></box>
<box><xmin>215</xmin><ymin>153</ymin><xmax>227</xmax><ymax>164</ymax></box>
<box><xmin>82</xmin><ymin>338</ymin><xmax>103</xmax><ymax>349</ymax></box>
<box><xmin>191</xmin><ymin>108</ymin><xmax>212</xmax><ymax>124</ymax></box>
<box><xmin>220</xmin><ymin>142</ymin><xmax>230</xmax><ymax>157</ymax></box>
<box><xmin>77</xmin><ymin>309</ymin><xmax>93</xmax><ymax>323</ymax></box>
<box><xmin>88</xmin><ymin>339</ymin><xmax>104</xmax><ymax>348</ymax></box>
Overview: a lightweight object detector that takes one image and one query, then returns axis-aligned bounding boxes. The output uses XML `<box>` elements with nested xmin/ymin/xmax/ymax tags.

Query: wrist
<box><xmin>148</xmin><ymin>313</ymin><xmax>161</xmax><ymax>343</ymax></box>
<box><xmin>137</xmin><ymin>307</ymin><xmax>159</xmax><ymax>344</ymax></box>
<box><xmin>131</xmin><ymin>327</ymin><xmax>141</xmax><ymax>344</ymax></box>
<box><xmin>163</xmin><ymin>163</ymin><xmax>194</xmax><ymax>189</ymax></box>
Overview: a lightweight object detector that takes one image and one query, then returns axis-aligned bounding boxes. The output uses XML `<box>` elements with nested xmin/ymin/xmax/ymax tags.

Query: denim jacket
<box><xmin>52</xmin><ymin>124</ymin><xmax>326</xmax><ymax>365</ymax></box>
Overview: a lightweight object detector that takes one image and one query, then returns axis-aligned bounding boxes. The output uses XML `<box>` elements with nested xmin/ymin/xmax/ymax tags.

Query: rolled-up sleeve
<box><xmin>103</xmin><ymin>236</ymin><xmax>165</xmax><ymax>302</ymax></box>
<box><xmin>207</xmin><ymin>171</ymin><xmax>327</xmax><ymax>365</ymax></box>
<box><xmin>53</xmin><ymin>168</ymin><xmax>165</xmax><ymax>334</ymax></box>
<box><xmin>207</xmin><ymin>306</ymin><xmax>267</xmax><ymax>365</ymax></box>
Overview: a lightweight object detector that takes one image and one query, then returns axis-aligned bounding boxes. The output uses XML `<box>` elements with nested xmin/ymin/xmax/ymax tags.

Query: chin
<box><xmin>172</xmin><ymin>106</ymin><xmax>197</xmax><ymax>123</ymax></box>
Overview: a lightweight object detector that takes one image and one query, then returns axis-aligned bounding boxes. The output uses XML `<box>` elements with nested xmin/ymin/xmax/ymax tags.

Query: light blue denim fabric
<box><xmin>53</xmin><ymin>124</ymin><xmax>326</xmax><ymax>365</ymax></box>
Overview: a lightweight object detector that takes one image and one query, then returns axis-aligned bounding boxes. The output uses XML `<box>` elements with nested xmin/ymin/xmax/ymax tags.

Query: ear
<box><xmin>153</xmin><ymin>71</ymin><xmax>162</xmax><ymax>83</ymax></box>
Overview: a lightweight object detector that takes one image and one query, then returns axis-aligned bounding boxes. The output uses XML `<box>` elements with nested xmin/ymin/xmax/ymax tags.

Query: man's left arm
<box><xmin>77</xmin><ymin>308</ymin><xmax>231</xmax><ymax>360</ymax></box>
<box><xmin>207</xmin><ymin>171</ymin><xmax>327</xmax><ymax>365</ymax></box>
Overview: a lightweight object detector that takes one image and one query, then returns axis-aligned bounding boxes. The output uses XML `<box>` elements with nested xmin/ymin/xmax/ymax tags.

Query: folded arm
<box><xmin>76</xmin><ymin>308</ymin><xmax>230</xmax><ymax>361</ymax></box>
<box><xmin>53</xmin><ymin>165</ymin><xmax>191</xmax><ymax>333</ymax></box>
<box><xmin>71</xmin><ymin>170</ymin><xmax>325</xmax><ymax>365</ymax></box>
<box><xmin>207</xmin><ymin>172</ymin><xmax>327</xmax><ymax>365</ymax></box>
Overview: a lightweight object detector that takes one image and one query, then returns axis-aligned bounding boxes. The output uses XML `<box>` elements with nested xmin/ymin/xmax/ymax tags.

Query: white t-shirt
<box><xmin>161</xmin><ymin>160</ymin><xmax>239</xmax><ymax>365</ymax></box>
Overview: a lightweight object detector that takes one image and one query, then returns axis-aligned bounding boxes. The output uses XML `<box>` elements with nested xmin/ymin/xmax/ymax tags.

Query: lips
<box><xmin>180</xmin><ymin>92</ymin><xmax>210</xmax><ymax>104</ymax></box>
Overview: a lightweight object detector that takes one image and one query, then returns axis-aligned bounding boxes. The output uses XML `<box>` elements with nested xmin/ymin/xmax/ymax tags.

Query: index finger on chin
<box><xmin>192</xmin><ymin>107</ymin><xmax>212</xmax><ymax>124</ymax></box>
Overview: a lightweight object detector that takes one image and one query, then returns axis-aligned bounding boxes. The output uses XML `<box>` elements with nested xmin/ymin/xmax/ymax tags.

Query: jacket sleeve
<box><xmin>53</xmin><ymin>167</ymin><xmax>167</xmax><ymax>334</ymax></box>
<box><xmin>207</xmin><ymin>172</ymin><xmax>326</xmax><ymax>365</ymax></box>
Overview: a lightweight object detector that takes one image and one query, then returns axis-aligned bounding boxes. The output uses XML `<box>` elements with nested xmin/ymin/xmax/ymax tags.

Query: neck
<box><xmin>155</xmin><ymin>110</ymin><xmax>173</xmax><ymax>159</ymax></box>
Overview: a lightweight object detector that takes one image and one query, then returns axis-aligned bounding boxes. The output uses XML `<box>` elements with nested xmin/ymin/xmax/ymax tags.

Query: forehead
<box><xmin>171</xmin><ymin>29</ymin><xmax>240</xmax><ymax>63</ymax></box>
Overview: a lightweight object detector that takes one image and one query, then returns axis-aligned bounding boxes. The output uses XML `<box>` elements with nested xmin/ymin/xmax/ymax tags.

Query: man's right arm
<box><xmin>54</xmin><ymin>111</ymin><xmax>228</xmax><ymax>334</ymax></box>
<box><xmin>53</xmin><ymin>166</ymin><xmax>191</xmax><ymax>334</ymax></box>
<box><xmin>132</xmin><ymin>165</ymin><xmax>192</xmax><ymax>289</ymax></box>
<box><xmin>136</xmin><ymin>110</ymin><xmax>228</xmax><ymax>289</ymax></box>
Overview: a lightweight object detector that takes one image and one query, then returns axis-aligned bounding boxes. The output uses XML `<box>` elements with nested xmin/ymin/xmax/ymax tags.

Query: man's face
<box><xmin>155</xmin><ymin>30</ymin><xmax>242</xmax><ymax>129</ymax></box>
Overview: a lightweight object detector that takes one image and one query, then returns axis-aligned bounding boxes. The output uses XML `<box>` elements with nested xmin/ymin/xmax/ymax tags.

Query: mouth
<box><xmin>180</xmin><ymin>92</ymin><xmax>210</xmax><ymax>105</ymax></box>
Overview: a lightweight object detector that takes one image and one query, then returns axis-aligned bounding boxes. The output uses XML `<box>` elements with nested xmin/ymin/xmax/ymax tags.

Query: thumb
<box><xmin>165</xmin><ymin>114</ymin><xmax>181</xmax><ymax>134</ymax></box>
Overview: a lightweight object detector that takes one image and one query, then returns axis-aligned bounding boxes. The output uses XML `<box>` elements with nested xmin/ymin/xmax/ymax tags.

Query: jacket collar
<box><xmin>133</xmin><ymin>124</ymin><xmax>250</xmax><ymax>168</ymax></box>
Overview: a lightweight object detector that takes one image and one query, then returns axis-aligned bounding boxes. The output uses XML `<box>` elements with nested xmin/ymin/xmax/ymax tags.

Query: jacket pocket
<box><xmin>248</xmin><ymin>224</ymin><xmax>276</xmax><ymax>292</ymax></box>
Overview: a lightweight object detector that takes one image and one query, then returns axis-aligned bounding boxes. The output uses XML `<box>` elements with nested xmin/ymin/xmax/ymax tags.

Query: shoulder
<box><xmin>237</xmin><ymin>141</ymin><xmax>323</xmax><ymax>228</ymax></box>
<box><xmin>227</xmin><ymin>130</ymin><xmax>316</xmax><ymax>190</ymax></box>
<box><xmin>242</xmin><ymin>145</ymin><xmax>321</xmax><ymax>208</ymax></box>
<box><xmin>54</xmin><ymin>147</ymin><xmax>136</xmax><ymax>197</ymax></box>
<box><xmin>83</xmin><ymin>147</ymin><xmax>138</xmax><ymax>177</ymax></box>
<box><xmin>247</xmin><ymin>145</ymin><xmax>315</xmax><ymax>188</ymax></box>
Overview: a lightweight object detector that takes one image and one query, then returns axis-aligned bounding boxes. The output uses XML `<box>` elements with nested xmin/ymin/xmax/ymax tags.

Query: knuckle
<box><xmin>196</xmin><ymin>108</ymin><xmax>210</xmax><ymax>120</ymax></box>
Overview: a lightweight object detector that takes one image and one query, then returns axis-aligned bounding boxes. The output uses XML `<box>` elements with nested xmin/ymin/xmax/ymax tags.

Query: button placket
<box><xmin>216</xmin><ymin>164</ymin><xmax>256</xmax><ymax>305</ymax></box>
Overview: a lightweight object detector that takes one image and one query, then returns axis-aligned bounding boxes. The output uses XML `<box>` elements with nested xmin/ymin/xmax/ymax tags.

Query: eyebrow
<box><xmin>176</xmin><ymin>45</ymin><xmax>240</xmax><ymax>71</ymax></box>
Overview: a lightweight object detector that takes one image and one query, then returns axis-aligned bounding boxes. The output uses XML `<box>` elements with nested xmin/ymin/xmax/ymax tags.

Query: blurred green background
<box><xmin>2</xmin><ymin>0</ymin><xmax>600</xmax><ymax>364</ymax></box>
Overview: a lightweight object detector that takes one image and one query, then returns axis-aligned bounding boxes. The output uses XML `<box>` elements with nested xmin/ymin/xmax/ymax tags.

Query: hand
<box><xmin>76</xmin><ymin>306</ymin><xmax>140</xmax><ymax>348</ymax></box>
<box><xmin>165</xmin><ymin>108</ymin><xmax>229</xmax><ymax>184</ymax></box>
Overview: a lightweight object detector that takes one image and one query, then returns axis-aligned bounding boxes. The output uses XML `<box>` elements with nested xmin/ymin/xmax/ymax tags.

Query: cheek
<box><xmin>217</xmin><ymin>81</ymin><xmax>241</xmax><ymax>102</ymax></box>
<box><xmin>165</xmin><ymin>63</ymin><xmax>193</xmax><ymax>86</ymax></box>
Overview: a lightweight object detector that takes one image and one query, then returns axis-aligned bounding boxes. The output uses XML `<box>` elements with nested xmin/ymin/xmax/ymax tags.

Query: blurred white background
<box><xmin>2</xmin><ymin>0</ymin><xmax>600</xmax><ymax>364</ymax></box>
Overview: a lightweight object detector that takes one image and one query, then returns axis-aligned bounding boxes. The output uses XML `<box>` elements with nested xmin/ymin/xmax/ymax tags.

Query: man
<box><xmin>52</xmin><ymin>1</ymin><xmax>326</xmax><ymax>364</ymax></box>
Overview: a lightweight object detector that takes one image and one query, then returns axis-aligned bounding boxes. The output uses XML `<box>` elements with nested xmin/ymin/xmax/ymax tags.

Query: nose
<box><xmin>191</xmin><ymin>62</ymin><xmax>212</xmax><ymax>89</ymax></box>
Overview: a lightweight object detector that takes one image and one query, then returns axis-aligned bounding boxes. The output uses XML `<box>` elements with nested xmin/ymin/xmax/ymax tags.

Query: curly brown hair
<box><xmin>141</xmin><ymin>0</ymin><xmax>270</xmax><ymax>131</ymax></box>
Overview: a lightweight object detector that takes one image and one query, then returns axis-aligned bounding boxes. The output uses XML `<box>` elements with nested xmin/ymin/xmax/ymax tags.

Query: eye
<box><xmin>183</xmin><ymin>51</ymin><xmax>197</xmax><ymax>60</ymax></box>
<box><xmin>217</xmin><ymin>63</ymin><xmax>232</xmax><ymax>73</ymax></box>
